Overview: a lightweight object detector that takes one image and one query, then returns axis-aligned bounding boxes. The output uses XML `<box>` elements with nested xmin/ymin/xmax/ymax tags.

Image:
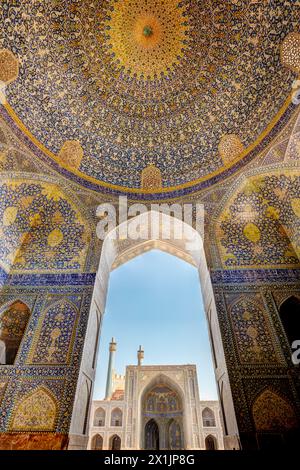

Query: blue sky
<box><xmin>93</xmin><ymin>250</ymin><xmax>218</xmax><ymax>400</ymax></box>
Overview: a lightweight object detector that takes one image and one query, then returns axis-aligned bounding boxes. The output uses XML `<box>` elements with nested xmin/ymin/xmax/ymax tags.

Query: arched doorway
<box><xmin>145</xmin><ymin>419</ymin><xmax>159</xmax><ymax>450</ymax></box>
<box><xmin>167</xmin><ymin>419</ymin><xmax>183</xmax><ymax>450</ymax></box>
<box><xmin>279</xmin><ymin>296</ymin><xmax>300</xmax><ymax>348</ymax></box>
<box><xmin>91</xmin><ymin>434</ymin><xmax>103</xmax><ymax>450</ymax></box>
<box><xmin>110</xmin><ymin>435</ymin><xmax>121</xmax><ymax>450</ymax></box>
<box><xmin>94</xmin><ymin>407</ymin><xmax>105</xmax><ymax>427</ymax></box>
<box><xmin>141</xmin><ymin>374</ymin><xmax>184</xmax><ymax>450</ymax></box>
<box><xmin>205</xmin><ymin>435</ymin><xmax>217</xmax><ymax>450</ymax></box>
<box><xmin>69</xmin><ymin>211</ymin><xmax>238</xmax><ymax>449</ymax></box>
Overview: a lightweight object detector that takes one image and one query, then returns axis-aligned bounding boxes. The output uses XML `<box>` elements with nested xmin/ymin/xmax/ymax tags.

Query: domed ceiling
<box><xmin>0</xmin><ymin>0</ymin><xmax>299</xmax><ymax>198</ymax></box>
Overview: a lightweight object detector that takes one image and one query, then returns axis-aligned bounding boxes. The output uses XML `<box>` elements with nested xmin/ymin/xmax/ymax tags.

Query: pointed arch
<box><xmin>140</xmin><ymin>373</ymin><xmax>185</xmax><ymax>449</ymax></box>
<box><xmin>112</xmin><ymin>239</ymin><xmax>197</xmax><ymax>270</ymax></box>
<box><xmin>0</xmin><ymin>298</ymin><xmax>31</xmax><ymax>314</ymax></box>
<box><xmin>167</xmin><ymin>419</ymin><xmax>183</xmax><ymax>450</ymax></box>
<box><xmin>0</xmin><ymin>300</ymin><xmax>31</xmax><ymax>365</ymax></box>
<box><xmin>10</xmin><ymin>386</ymin><xmax>58</xmax><ymax>431</ymax></box>
<box><xmin>228</xmin><ymin>295</ymin><xmax>279</xmax><ymax>364</ymax></box>
<box><xmin>202</xmin><ymin>407</ymin><xmax>216</xmax><ymax>427</ymax></box>
<box><xmin>91</xmin><ymin>434</ymin><xmax>103</xmax><ymax>450</ymax></box>
<box><xmin>109</xmin><ymin>434</ymin><xmax>121</xmax><ymax>450</ymax></box>
<box><xmin>252</xmin><ymin>388</ymin><xmax>298</xmax><ymax>432</ymax></box>
<box><xmin>230</xmin><ymin>295</ymin><xmax>260</xmax><ymax>311</ymax></box>
<box><xmin>140</xmin><ymin>373</ymin><xmax>184</xmax><ymax>406</ymax></box>
<box><xmin>279</xmin><ymin>296</ymin><xmax>300</xmax><ymax>348</ymax></box>
<box><xmin>278</xmin><ymin>293</ymin><xmax>300</xmax><ymax>309</ymax></box>
<box><xmin>205</xmin><ymin>435</ymin><xmax>218</xmax><ymax>450</ymax></box>
<box><xmin>145</xmin><ymin>419</ymin><xmax>160</xmax><ymax>450</ymax></box>
<box><xmin>94</xmin><ymin>407</ymin><xmax>106</xmax><ymax>427</ymax></box>
<box><xmin>110</xmin><ymin>407</ymin><xmax>123</xmax><ymax>427</ymax></box>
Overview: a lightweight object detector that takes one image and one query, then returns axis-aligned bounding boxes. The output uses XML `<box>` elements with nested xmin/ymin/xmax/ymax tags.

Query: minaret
<box><xmin>137</xmin><ymin>345</ymin><xmax>144</xmax><ymax>366</ymax></box>
<box><xmin>105</xmin><ymin>337</ymin><xmax>117</xmax><ymax>399</ymax></box>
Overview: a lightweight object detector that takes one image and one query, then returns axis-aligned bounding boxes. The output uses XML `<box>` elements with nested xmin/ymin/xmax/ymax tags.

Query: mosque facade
<box><xmin>88</xmin><ymin>341</ymin><xmax>224</xmax><ymax>450</ymax></box>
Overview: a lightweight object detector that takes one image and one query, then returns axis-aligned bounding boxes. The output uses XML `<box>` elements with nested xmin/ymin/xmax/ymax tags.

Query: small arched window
<box><xmin>111</xmin><ymin>408</ymin><xmax>123</xmax><ymax>427</ymax></box>
<box><xmin>0</xmin><ymin>301</ymin><xmax>30</xmax><ymax>365</ymax></box>
<box><xmin>94</xmin><ymin>407</ymin><xmax>106</xmax><ymax>427</ymax></box>
<box><xmin>202</xmin><ymin>408</ymin><xmax>216</xmax><ymax>427</ymax></box>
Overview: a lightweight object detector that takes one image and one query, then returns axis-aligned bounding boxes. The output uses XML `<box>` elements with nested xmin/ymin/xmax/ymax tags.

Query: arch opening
<box><xmin>279</xmin><ymin>296</ymin><xmax>300</xmax><ymax>350</ymax></box>
<box><xmin>167</xmin><ymin>419</ymin><xmax>183</xmax><ymax>450</ymax></box>
<box><xmin>144</xmin><ymin>419</ymin><xmax>159</xmax><ymax>451</ymax></box>
<box><xmin>111</xmin><ymin>408</ymin><xmax>123</xmax><ymax>427</ymax></box>
<box><xmin>202</xmin><ymin>407</ymin><xmax>216</xmax><ymax>427</ymax></box>
<box><xmin>110</xmin><ymin>434</ymin><xmax>121</xmax><ymax>451</ymax></box>
<box><xmin>0</xmin><ymin>300</ymin><xmax>30</xmax><ymax>365</ymax></box>
<box><xmin>252</xmin><ymin>388</ymin><xmax>300</xmax><ymax>449</ymax></box>
<box><xmin>91</xmin><ymin>434</ymin><xmax>103</xmax><ymax>450</ymax></box>
<box><xmin>205</xmin><ymin>435</ymin><xmax>218</xmax><ymax>450</ymax></box>
<box><xmin>72</xmin><ymin>211</ymin><xmax>238</xmax><ymax>450</ymax></box>
<box><xmin>94</xmin><ymin>407</ymin><xmax>105</xmax><ymax>427</ymax></box>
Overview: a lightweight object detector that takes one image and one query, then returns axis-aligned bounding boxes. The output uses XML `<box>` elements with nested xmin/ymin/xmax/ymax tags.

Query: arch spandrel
<box><xmin>0</xmin><ymin>176</ymin><xmax>91</xmax><ymax>274</ymax></box>
<box><xmin>213</xmin><ymin>167</ymin><xmax>300</xmax><ymax>269</ymax></box>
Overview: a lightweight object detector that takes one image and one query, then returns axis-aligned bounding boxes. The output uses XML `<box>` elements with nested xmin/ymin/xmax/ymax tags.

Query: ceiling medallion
<box><xmin>105</xmin><ymin>0</ymin><xmax>190</xmax><ymax>80</ymax></box>
<box><xmin>143</xmin><ymin>26</ymin><xmax>153</xmax><ymax>38</ymax></box>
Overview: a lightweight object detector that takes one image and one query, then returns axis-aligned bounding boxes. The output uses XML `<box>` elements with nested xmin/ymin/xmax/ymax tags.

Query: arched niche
<box><xmin>144</xmin><ymin>419</ymin><xmax>159</xmax><ymax>450</ymax></box>
<box><xmin>167</xmin><ymin>419</ymin><xmax>183</xmax><ymax>450</ymax></box>
<box><xmin>111</xmin><ymin>407</ymin><xmax>123</xmax><ymax>427</ymax></box>
<box><xmin>91</xmin><ymin>434</ymin><xmax>103</xmax><ymax>450</ymax></box>
<box><xmin>109</xmin><ymin>434</ymin><xmax>121</xmax><ymax>451</ymax></box>
<box><xmin>0</xmin><ymin>300</ymin><xmax>30</xmax><ymax>365</ymax></box>
<box><xmin>94</xmin><ymin>407</ymin><xmax>105</xmax><ymax>427</ymax></box>
<box><xmin>10</xmin><ymin>386</ymin><xmax>58</xmax><ymax>432</ymax></box>
<box><xmin>202</xmin><ymin>407</ymin><xmax>216</xmax><ymax>427</ymax></box>
<box><xmin>252</xmin><ymin>389</ymin><xmax>298</xmax><ymax>432</ymax></box>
